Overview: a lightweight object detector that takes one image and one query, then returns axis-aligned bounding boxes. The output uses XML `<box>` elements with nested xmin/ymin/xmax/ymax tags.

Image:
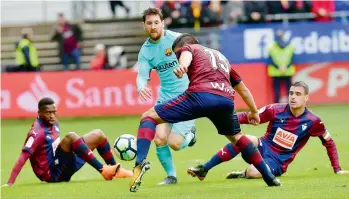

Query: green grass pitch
<box><xmin>1</xmin><ymin>104</ymin><xmax>349</xmax><ymax>199</ymax></box>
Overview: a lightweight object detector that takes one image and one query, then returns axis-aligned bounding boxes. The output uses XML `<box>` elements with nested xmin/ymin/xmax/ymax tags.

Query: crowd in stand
<box><xmin>155</xmin><ymin>0</ymin><xmax>349</xmax><ymax>29</ymax></box>
<box><xmin>4</xmin><ymin>0</ymin><xmax>349</xmax><ymax>73</ymax></box>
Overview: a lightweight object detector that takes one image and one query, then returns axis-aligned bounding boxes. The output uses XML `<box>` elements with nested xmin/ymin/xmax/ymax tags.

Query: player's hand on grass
<box><xmin>247</xmin><ymin>112</ymin><xmax>260</xmax><ymax>125</ymax></box>
<box><xmin>173</xmin><ymin>65</ymin><xmax>188</xmax><ymax>78</ymax></box>
<box><xmin>139</xmin><ymin>87</ymin><xmax>152</xmax><ymax>102</ymax></box>
<box><xmin>336</xmin><ymin>170</ymin><xmax>349</xmax><ymax>174</ymax></box>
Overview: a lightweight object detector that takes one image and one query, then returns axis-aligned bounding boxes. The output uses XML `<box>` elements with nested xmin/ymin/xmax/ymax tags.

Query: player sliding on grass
<box><xmin>2</xmin><ymin>97</ymin><xmax>132</xmax><ymax>187</ymax></box>
<box><xmin>188</xmin><ymin>81</ymin><xmax>349</xmax><ymax>181</ymax></box>
<box><xmin>129</xmin><ymin>34</ymin><xmax>281</xmax><ymax>192</ymax></box>
<box><xmin>136</xmin><ymin>8</ymin><xmax>196</xmax><ymax>185</ymax></box>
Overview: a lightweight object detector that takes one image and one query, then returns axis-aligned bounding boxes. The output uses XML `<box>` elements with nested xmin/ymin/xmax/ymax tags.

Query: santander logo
<box><xmin>293</xmin><ymin>62</ymin><xmax>349</xmax><ymax>97</ymax></box>
<box><xmin>16</xmin><ymin>75</ymin><xmax>60</xmax><ymax>112</ymax></box>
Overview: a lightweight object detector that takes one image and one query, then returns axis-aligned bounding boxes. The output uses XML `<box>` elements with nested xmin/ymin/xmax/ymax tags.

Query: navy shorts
<box><xmin>49</xmin><ymin>146</ymin><xmax>85</xmax><ymax>182</ymax></box>
<box><xmin>154</xmin><ymin>92</ymin><xmax>241</xmax><ymax>136</ymax></box>
<box><xmin>258</xmin><ymin>139</ymin><xmax>283</xmax><ymax>177</ymax></box>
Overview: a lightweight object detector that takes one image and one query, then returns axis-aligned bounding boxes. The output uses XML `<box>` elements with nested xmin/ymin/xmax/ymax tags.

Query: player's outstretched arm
<box><xmin>174</xmin><ymin>51</ymin><xmax>192</xmax><ymax>78</ymax></box>
<box><xmin>312</xmin><ymin>121</ymin><xmax>348</xmax><ymax>174</ymax></box>
<box><xmin>233</xmin><ymin>81</ymin><xmax>260</xmax><ymax>125</ymax></box>
<box><xmin>137</xmin><ymin>54</ymin><xmax>153</xmax><ymax>101</ymax></box>
<box><xmin>238</xmin><ymin>104</ymin><xmax>276</xmax><ymax>125</ymax></box>
<box><xmin>4</xmin><ymin>151</ymin><xmax>31</xmax><ymax>186</ymax></box>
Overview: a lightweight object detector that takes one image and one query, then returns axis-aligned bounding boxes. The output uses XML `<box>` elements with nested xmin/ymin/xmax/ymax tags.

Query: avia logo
<box><xmin>272</xmin><ymin>128</ymin><xmax>298</xmax><ymax>150</ymax></box>
<box><xmin>16</xmin><ymin>75</ymin><xmax>60</xmax><ymax>112</ymax></box>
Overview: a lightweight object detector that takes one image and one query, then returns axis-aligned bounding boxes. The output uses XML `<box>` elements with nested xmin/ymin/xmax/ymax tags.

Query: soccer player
<box><xmin>129</xmin><ymin>34</ymin><xmax>281</xmax><ymax>192</ymax></box>
<box><xmin>188</xmin><ymin>81</ymin><xmax>349</xmax><ymax>181</ymax></box>
<box><xmin>136</xmin><ymin>8</ymin><xmax>196</xmax><ymax>185</ymax></box>
<box><xmin>2</xmin><ymin>97</ymin><xmax>132</xmax><ymax>187</ymax></box>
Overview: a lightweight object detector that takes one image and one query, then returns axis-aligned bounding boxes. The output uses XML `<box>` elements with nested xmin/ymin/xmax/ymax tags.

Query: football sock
<box><xmin>97</xmin><ymin>138</ymin><xmax>116</xmax><ymax>165</ymax></box>
<box><xmin>72</xmin><ymin>138</ymin><xmax>103</xmax><ymax>172</ymax></box>
<box><xmin>156</xmin><ymin>145</ymin><xmax>176</xmax><ymax>177</ymax></box>
<box><xmin>236</xmin><ymin>135</ymin><xmax>275</xmax><ymax>184</ymax></box>
<box><xmin>136</xmin><ymin>116</ymin><xmax>157</xmax><ymax>166</ymax></box>
<box><xmin>179</xmin><ymin>132</ymin><xmax>194</xmax><ymax>150</ymax></box>
<box><xmin>203</xmin><ymin>143</ymin><xmax>241</xmax><ymax>171</ymax></box>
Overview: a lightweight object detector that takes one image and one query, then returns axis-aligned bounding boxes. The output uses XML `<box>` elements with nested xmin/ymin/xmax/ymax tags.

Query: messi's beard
<box><xmin>149</xmin><ymin>29</ymin><xmax>163</xmax><ymax>42</ymax></box>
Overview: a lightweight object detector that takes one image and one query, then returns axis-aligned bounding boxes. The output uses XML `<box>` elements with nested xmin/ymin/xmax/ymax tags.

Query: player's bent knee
<box><xmin>154</xmin><ymin>133</ymin><xmax>167</xmax><ymax>146</ymax></box>
<box><xmin>66</xmin><ymin>132</ymin><xmax>80</xmax><ymax>141</ymax></box>
<box><xmin>168</xmin><ymin>141</ymin><xmax>181</xmax><ymax>151</ymax></box>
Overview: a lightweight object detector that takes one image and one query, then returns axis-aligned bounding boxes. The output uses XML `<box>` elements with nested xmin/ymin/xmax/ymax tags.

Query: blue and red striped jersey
<box><xmin>238</xmin><ymin>103</ymin><xmax>341</xmax><ymax>173</ymax></box>
<box><xmin>22</xmin><ymin>118</ymin><xmax>61</xmax><ymax>181</ymax></box>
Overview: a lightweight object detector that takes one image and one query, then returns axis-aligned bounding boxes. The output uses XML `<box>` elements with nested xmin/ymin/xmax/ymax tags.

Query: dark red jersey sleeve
<box><xmin>311</xmin><ymin>120</ymin><xmax>341</xmax><ymax>173</ymax></box>
<box><xmin>230</xmin><ymin>68</ymin><xmax>242</xmax><ymax>87</ymax></box>
<box><xmin>175</xmin><ymin>45</ymin><xmax>193</xmax><ymax>59</ymax></box>
<box><xmin>22</xmin><ymin>128</ymin><xmax>45</xmax><ymax>155</ymax></box>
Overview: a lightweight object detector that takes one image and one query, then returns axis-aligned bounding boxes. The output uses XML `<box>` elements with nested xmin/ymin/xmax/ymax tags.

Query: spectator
<box><xmin>221</xmin><ymin>0</ymin><xmax>244</xmax><ymax>25</ymax></box>
<box><xmin>109</xmin><ymin>1</ymin><xmax>130</xmax><ymax>17</ymax></box>
<box><xmin>90</xmin><ymin>44</ymin><xmax>110</xmax><ymax>70</ymax></box>
<box><xmin>244</xmin><ymin>1</ymin><xmax>267</xmax><ymax>24</ymax></box>
<box><xmin>8</xmin><ymin>28</ymin><xmax>40</xmax><ymax>72</ymax></box>
<box><xmin>311</xmin><ymin>0</ymin><xmax>335</xmax><ymax>22</ymax></box>
<box><xmin>161</xmin><ymin>0</ymin><xmax>184</xmax><ymax>28</ymax></box>
<box><xmin>289</xmin><ymin>0</ymin><xmax>312</xmax><ymax>21</ymax></box>
<box><xmin>267</xmin><ymin>1</ymin><xmax>294</xmax><ymax>22</ymax></box>
<box><xmin>185</xmin><ymin>1</ymin><xmax>221</xmax><ymax>30</ymax></box>
<box><xmin>51</xmin><ymin>13</ymin><xmax>83</xmax><ymax>71</ymax></box>
<box><xmin>334</xmin><ymin>1</ymin><xmax>349</xmax><ymax>22</ymax></box>
<box><xmin>267</xmin><ymin>30</ymin><xmax>296</xmax><ymax>103</ymax></box>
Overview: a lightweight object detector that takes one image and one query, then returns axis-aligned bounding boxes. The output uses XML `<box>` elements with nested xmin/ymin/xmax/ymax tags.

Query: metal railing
<box><xmin>240</xmin><ymin>11</ymin><xmax>349</xmax><ymax>25</ymax></box>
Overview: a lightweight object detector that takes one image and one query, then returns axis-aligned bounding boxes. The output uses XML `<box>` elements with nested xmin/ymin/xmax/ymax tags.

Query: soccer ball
<box><xmin>113</xmin><ymin>134</ymin><xmax>137</xmax><ymax>161</ymax></box>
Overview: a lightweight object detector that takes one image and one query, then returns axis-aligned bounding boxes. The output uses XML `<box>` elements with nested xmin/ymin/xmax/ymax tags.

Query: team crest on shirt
<box><xmin>272</xmin><ymin>128</ymin><xmax>298</xmax><ymax>150</ymax></box>
<box><xmin>164</xmin><ymin>48</ymin><xmax>172</xmax><ymax>56</ymax></box>
<box><xmin>55</xmin><ymin>126</ymin><xmax>60</xmax><ymax>132</ymax></box>
<box><xmin>302</xmin><ymin>123</ymin><xmax>307</xmax><ymax>131</ymax></box>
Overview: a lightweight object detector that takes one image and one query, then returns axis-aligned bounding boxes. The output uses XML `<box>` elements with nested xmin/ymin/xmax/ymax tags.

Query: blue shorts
<box><xmin>258</xmin><ymin>139</ymin><xmax>283</xmax><ymax>177</ymax></box>
<box><xmin>156</xmin><ymin>96</ymin><xmax>195</xmax><ymax>137</ymax></box>
<box><xmin>49</xmin><ymin>146</ymin><xmax>85</xmax><ymax>182</ymax></box>
<box><xmin>155</xmin><ymin>92</ymin><xmax>241</xmax><ymax>136</ymax></box>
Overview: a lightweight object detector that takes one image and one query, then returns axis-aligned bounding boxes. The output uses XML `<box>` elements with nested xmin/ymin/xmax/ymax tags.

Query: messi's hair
<box><xmin>38</xmin><ymin>97</ymin><xmax>55</xmax><ymax>110</ymax></box>
<box><xmin>172</xmin><ymin>33</ymin><xmax>200</xmax><ymax>51</ymax></box>
<box><xmin>291</xmin><ymin>81</ymin><xmax>309</xmax><ymax>95</ymax></box>
<box><xmin>142</xmin><ymin>7</ymin><xmax>163</xmax><ymax>22</ymax></box>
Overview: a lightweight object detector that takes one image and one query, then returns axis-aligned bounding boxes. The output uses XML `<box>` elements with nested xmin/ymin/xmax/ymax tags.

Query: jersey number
<box><xmin>204</xmin><ymin>49</ymin><xmax>230</xmax><ymax>73</ymax></box>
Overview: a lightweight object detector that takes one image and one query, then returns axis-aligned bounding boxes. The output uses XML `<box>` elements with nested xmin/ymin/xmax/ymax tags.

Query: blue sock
<box><xmin>156</xmin><ymin>145</ymin><xmax>176</xmax><ymax>177</ymax></box>
<box><xmin>236</xmin><ymin>136</ymin><xmax>275</xmax><ymax>185</ymax></box>
<box><xmin>203</xmin><ymin>143</ymin><xmax>241</xmax><ymax>171</ymax></box>
<box><xmin>136</xmin><ymin>117</ymin><xmax>157</xmax><ymax>166</ymax></box>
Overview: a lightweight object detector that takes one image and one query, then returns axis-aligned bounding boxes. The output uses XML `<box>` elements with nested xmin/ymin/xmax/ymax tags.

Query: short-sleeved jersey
<box><xmin>238</xmin><ymin>103</ymin><xmax>340</xmax><ymax>173</ymax></box>
<box><xmin>176</xmin><ymin>44</ymin><xmax>242</xmax><ymax>99</ymax></box>
<box><xmin>23</xmin><ymin>118</ymin><xmax>61</xmax><ymax>181</ymax></box>
<box><xmin>137</xmin><ymin>30</ymin><xmax>189</xmax><ymax>100</ymax></box>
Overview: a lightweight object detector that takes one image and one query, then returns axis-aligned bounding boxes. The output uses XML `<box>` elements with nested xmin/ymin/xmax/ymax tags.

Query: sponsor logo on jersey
<box><xmin>210</xmin><ymin>82</ymin><xmax>234</xmax><ymax>95</ymax></box>
<box><xmin>165</xmin><ymin>48</ymin><xmax>172</xmax><ymax>56</ymax></box>
<box><xmin>272</xmin><ymin>128</ymin><xmax>298</xmax><ymax>150</ymax></box>
<box><xmin>25</xmin><ymin>137</ymin><xmax>35</xmax><ymax>148</ymax></box>
<box><xmin>155</xmin><ymin>60</ymin><xmax>178</xmax><ymax>72</ymax></box>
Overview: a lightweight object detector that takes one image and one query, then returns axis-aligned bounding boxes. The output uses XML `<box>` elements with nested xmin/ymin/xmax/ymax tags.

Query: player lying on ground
<box><xmin>129</xmin><ymin>33</ymin><xmax>281</xmax><ymax>192</ymax></box>
<box><xmin>137</xmin><ymin>7</ymin><xmax>196</xmax><ymax>185</ymax></box>
<box><xmin>2</xmin><ymin>97</ymin><xmax>132</xmax><ymax>187</ymax></box>
<box><xmin>188</xmin><ymin>81</ymin><xmax>349</xmax><ymax>180</ymax></box>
